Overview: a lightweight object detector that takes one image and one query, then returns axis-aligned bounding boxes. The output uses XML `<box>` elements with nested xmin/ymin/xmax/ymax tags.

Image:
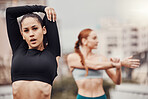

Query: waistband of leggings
<box><xmin>77</xmin><ymin>94</ymin><xmax>107</xmax><ymax>99</ymax></box>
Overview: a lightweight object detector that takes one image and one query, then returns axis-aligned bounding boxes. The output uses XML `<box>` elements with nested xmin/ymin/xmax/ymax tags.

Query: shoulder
<box><xmin>67</xmin><ymin>52</ymin><xmax>80</xmax><ymax>61</ymax></box>
<box><xmin>95</xmin><ymin>53</ymin><xmax>109</xmax><ymax>62</ymax></box>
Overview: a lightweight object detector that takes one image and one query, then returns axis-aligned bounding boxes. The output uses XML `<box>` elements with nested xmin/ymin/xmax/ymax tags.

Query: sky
<box><xmin>48</xmin><ymin>0</ymin><xmax>148</xmax><ymax>29</ymax></box>
<box><xmin>48</xmin><ymin>0</ymin><xmax>116</xmax><ymax>29</ymax></box>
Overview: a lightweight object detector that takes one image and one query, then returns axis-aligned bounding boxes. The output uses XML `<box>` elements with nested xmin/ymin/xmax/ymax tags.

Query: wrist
<box><xmin>116</xmin><ymin>66</ymin><xmax>121</xmax><ymax>70</ymax></box>
<box><xmin>111</xmin><ymin>62</ymin><xmax>116</xmax><ymax>68</ymax></box>
<box><xmin>121</xmin><ymin>61</ymin><xmax>124</xmax><ymax>66</ymax></box>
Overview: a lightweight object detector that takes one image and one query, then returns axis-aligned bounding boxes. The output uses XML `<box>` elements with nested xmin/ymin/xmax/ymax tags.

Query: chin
<box><xmin>29</xmin><ymin>44</ymin><xmax>39</xmax><ymax>49</ymax></box>
<box><xmin>93</xmin><ymin>46</ymin><xmax>98</xmax><ymax>49</ymax></box>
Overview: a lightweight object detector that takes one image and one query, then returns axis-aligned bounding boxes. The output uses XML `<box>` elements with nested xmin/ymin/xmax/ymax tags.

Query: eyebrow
<box><xmin>23</xmin><ymin>25</ymin><xmax>37</xmax><ymax>29</ymax></box>
<box><xmin>32</xmin><ymin>25</ymin><xmax>37</xmax><ymax>28</ymax></box>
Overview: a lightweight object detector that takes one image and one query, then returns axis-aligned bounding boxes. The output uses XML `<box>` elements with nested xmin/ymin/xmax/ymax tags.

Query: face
<box><xmin>85</xmin><ymin>31</ymin><xmax>99</xmax><ymax>49</ymax></box>
<box><xmin>21</xmin><ymin>17</ymin><xmax>46</xmax><ymax>49</ymax></box>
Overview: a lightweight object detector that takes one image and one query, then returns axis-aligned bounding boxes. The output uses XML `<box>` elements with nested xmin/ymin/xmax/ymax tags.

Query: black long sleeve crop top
<box><xmin>6</xmin><ymin>5</ymin><xmax>61</xmax><ymax>85</ymax></box>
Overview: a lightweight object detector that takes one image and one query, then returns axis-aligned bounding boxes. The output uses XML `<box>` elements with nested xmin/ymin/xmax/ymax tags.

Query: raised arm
<box><xmin>67</xmin><ymin>53</ymin><xmax>117</xmax><ymax>72</ymax></box>
<box><xmin>85</xmin><ymin>59</ymin><xmax>115</xmax><ymax>70</ymax></box>
<box><xmin>43</xmin><ymin>15</ymin><xmax>61</xmax><ymax>57</ymax></box>
<box><xmin>6</xmin><ymin>5</ymin><xmax>46</xmax><ymax>53</ymax></box>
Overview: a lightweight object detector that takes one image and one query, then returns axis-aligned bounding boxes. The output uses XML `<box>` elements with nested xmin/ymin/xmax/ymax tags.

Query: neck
<box><xmin>29</xmin><ymin>42</ymin><xmax>45</xmax><ymax>51</ymax></box>
<box><xmin>37</xmin><ymin>42</ymin><xmax>44</xmax><ymax>51</ymax></box>
<box><xmin>81</xmin><ymin>46</ymin><xmax>92</xmax><ymax>58</ymax></box>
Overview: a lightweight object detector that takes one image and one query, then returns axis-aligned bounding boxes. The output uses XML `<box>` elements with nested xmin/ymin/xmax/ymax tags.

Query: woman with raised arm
<box><xmin>67</xmin><ymin>28</ymin><xmax>140</xmax><ymax>99</ymax></box>
<box><xmin>6</xmin><ymin>5</ymin><xmax>60</xmax><ymax>99</ymax></box>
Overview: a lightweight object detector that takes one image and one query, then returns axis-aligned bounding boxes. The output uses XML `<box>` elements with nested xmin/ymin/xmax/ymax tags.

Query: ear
<box><xmin>82</xmin><ymin>38</ymin><xmax>87</xmax><ymax>46</ymax></box>
<box><xmin>43</xmin><ymin>26</ymin><xmax>47</xmax><ymax>35</ymax></box>
<box><xmin>20</xmin><ymin>30</ymin><xmax>26</xmax><ymax>40</ymax></box>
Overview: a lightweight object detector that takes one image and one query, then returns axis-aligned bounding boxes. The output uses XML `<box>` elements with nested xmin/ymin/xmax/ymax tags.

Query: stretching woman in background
<box><xmin>6</xmin><ymin>5</ymin><xmax>60</xmax><ymax>99</ymax></box>
<box><xmin>67</xmin><ymin>28</ymin><xmax>140</xmax><ymax>99</ymax></box>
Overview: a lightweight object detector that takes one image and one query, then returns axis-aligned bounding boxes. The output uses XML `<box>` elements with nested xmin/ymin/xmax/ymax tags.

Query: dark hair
<box><xmin>20</xmin><ymin>13</ymin><xmax>47</xmax><ymax>47</ymax></box>
<box><xmin>20</xmin><ymin>13</ymin><xmax>44</xmax><ymax>28</ymax></box>
<box><xmin>74</xmin><ymin>28</ymin><xmax>93</xmax><ymax>76</ymax></box>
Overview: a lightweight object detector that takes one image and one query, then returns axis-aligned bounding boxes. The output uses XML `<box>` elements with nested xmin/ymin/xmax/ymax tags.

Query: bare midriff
<box><xmin>12</xmin><ymin>80</ymin><xmax>52</xmax><ymax>99</ymax></box>
<box><xmin>76</xmin><ymin>78</ymin><xmax>105</xmax><ymax>97</ymax></box>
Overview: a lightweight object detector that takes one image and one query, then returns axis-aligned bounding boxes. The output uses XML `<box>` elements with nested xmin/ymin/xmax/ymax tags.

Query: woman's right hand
<box><xmin>121</xmin><ymin>56</ymin><xmax>140</xmax><ymax>68</ymax></box>
<box><xmin>110</xmin><ymin>58</ymin><xmax>121</xmax><ymax>69</ymax></box>
<box><xmin>44</xmin><ymin>7</ymin><xmax>56</xmax><ymax>22</ymax></box>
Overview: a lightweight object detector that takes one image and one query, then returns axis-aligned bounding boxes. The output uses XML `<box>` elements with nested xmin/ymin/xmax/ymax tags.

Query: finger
<box><xmin>129</xmin><ymin>59</ymin><xmax>140</xmax><ymax>62</ymax></box>
<box><xmin>113</xmin><ymin>58</ymin><xmax>118</xmax><ymax>62</ymax></box>
<box><xmin>128</xmin><ymin>56</ymin><xmax>133</xmax><ymax>59</ymax></box>
<box><xmin>47</xmin><ymin>13</ymin><xmax>50</xmax><ymax>20</ymax></box>
<box><xmin>49</xmin><ymin>14</ymin><xmax>52</xmax><ymax>21</ymax></box>
<box><xmin>110</xmin><ymin>58</ymin><xmax>113</xmax><ymax>62</ymax></box>
<box><xmin>132</xmin><ymin>63</ymin><xmax>140</xmax><ymax>65</ymax></box>
<box><xmin>52</xmin><ymin>9</ymin><xmax>56</xmax><ymax>22</ymax></box>
<box><xmin>131</xmin><ymin>65</ymin><xmax>139</xmax><ymax>68</ymax></box>
<box><xmin>54</xmin><ymin>15</ymin><xmax>57</xmax><ymax>22</ymax></box>
<box><xmin>117</xmin><ymin>59</ymin><xmax>120</xmax><ymax>63</ymax></box>
<box><xmin>46</xmin><ymin>9</ymin><xmax>51</xmax><ymax>21</ymax></box>
<box><xmin>49</xmin><ymin>8</ymin><xmax>53</xmax><ymax>21</ymax></box>
<box><xmin>45</xmin><ymin>10</ymin><xmax>50</xmax><ymax>20</ymax></box>
<box><xmin>115</xmin><ymin>58</ymin><xmax>120</xmax><ymax>62</ymax></box>
<box><xmin>115</xmin><ymin>58</ymin><xmax>119</xmax><ymax>63</ymax></box>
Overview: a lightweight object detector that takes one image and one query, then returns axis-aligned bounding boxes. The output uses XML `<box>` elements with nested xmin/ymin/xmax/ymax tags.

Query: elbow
<box><xmin>70</xmin><ymin>65</ymin><xmax>74</xmax><ymax>69</ymax></box>
<box><xmin>115</xmin><ymin>80</ymin><xmax>122</xmax><ymax>85</ymax></box>
<box><xmin>6</xmin><ymin>7</ymin><xmax>11</xmax><ymax>16</ymax></box>
<box><xmin>116</xmin><ymin>82</ymin><xmax>121</xmax><ymax>85</ymax></box>
<box><xmin>113</xmin><ymin>78</ymin><xmax>122</xmax><ymax>85</ymax></box>
<box><xmin>6</xmin><ymin>7</ymin><xmax>14</xmax><ymax>16</ymax></box>
<box><xmin>6</xmin><ymin>7</ymin><xmax>10</xmax><ymax>13</ymax></box>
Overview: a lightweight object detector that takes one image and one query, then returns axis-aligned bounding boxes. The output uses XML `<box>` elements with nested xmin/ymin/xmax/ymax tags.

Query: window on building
<box><xmin>107</xmin><ymin>51</ymin><xmax>111</xmax><ymax>54</ymax></box>
<box><xmin>131</xmin><ymin>35</ymin><xmax>138</xmax><ymax>39</ymax></box>
<box><xmin>131</xmin><ymin>28</ymin><xmax>138</xmax><ymax>32</ymax></box>
<box><xmin>131</xmin><ymin>43</ymin><xmax>138</xmax><ymax>46</ymax></box>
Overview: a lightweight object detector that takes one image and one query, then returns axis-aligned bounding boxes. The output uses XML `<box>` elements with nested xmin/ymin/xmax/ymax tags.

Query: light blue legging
<box><xmin>76</xmin><ymin>94</ymin><xmax>107</xmax><ymax>99</ymax></box>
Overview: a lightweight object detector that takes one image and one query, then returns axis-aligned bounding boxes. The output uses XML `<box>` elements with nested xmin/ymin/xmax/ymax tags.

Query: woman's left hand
<box><xmin>45</xmin><ymin>7</ymin><xmax>56</xmax><ymax>22</ymax></box>
<box><xmin>110</xmin><ymin>58</ymin><xmax>121</xmax><ymax>69</ymax></box>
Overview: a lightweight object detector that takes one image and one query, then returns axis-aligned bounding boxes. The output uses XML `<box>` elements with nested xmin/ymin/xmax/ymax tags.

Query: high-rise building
<box><xmin>97</xmin><ymin>18</ymin><xmax>148</xmax><ymax>59</ymax></box>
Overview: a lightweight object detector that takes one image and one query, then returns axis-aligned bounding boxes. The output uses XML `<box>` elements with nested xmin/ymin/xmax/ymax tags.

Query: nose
<box><xmin>96</xmin><ymin>39</ymin><xmax>99</xmax><ymax>43</ymax></box>
<box><xmin>97</xmin><ymin>41</ymin><xmax>99</xmax><ymax>44</ymax></box>
<box><xmin>29</xmin><ymin>30</ymin><xmax>34</xmax><ymax>37</ymax></box>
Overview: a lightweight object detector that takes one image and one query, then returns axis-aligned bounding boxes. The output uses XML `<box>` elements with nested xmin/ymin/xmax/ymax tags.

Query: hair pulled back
<box><xmin>74</xmin><ymin>28</ymin><xmax>93</xmax><ymax>76</ymax></box>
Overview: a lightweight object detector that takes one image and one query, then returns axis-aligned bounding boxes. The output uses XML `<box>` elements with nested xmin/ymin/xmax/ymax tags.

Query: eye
<box><xmin>33</xmin><ymin>27</ymin><xmax>38</xmax><ymax>30</ymax></box>
<box><xmin>24</xmin><ymin>29</ymin><xmax>29</xmax><ymax>32</ymax></box>
<box><xmin>93</xmin><ymin>36</ymin><xmax>97</xmax><ymax>40</ymax></box>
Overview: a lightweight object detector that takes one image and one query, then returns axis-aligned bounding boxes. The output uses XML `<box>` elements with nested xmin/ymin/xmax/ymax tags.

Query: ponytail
<box><xmin>74</xmin><ymin>40</ymin><xmax>88</xmax><ymax>76</ymax></box>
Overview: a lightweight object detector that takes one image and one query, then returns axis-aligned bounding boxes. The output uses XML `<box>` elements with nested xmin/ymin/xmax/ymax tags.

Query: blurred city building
<box><xmin>97</xmin><ymin>17</ymin><xmax>148</xmax><ymax>84</ymax></box>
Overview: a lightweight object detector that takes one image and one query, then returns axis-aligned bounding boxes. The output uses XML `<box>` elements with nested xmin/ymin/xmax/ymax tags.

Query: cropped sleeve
<box><xmin>43</xmin><ymin>15</ymin><xmax>61</xmax><ymax>57</ymax></box>
<box><xmin>6</xmin><ymin>5</ymin><xmax>46</xmax><ymax>53</ymax></box>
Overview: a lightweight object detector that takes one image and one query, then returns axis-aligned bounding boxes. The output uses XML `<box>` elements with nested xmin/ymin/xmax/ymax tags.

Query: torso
<box><xmin>68</xmin><ymin>52</ymin><xmax>106</xmax><ymax>97</ymax></box>
<box><xmin>76</xmin><ymin>78</ymin><xmax>105</xmax><ymax>97</ymax></box>
<box><xmin>11</xmin><ymin>42</ymin><xmax>58</xmax><ymax>99</ymax></box>
<box><xmin>11</xmin><ymin>41</ymin><xmax>57</xmax><ymax>84</ymax></box>
<box><xmin>12</xmin><ymin>80</ymin><xmax>52</xmax><ymax>99</ymax></box>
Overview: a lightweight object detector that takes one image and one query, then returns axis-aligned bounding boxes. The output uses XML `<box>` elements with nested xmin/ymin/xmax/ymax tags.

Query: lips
<box><xmin>95</xmin><ymin>43</ymin><xmax>98</xmax><ymax>46</ymax></box>
<box><xmin>30</xmin><ymin>38</ymin><xmax>37</xmax><ymax>44</ymax></box>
